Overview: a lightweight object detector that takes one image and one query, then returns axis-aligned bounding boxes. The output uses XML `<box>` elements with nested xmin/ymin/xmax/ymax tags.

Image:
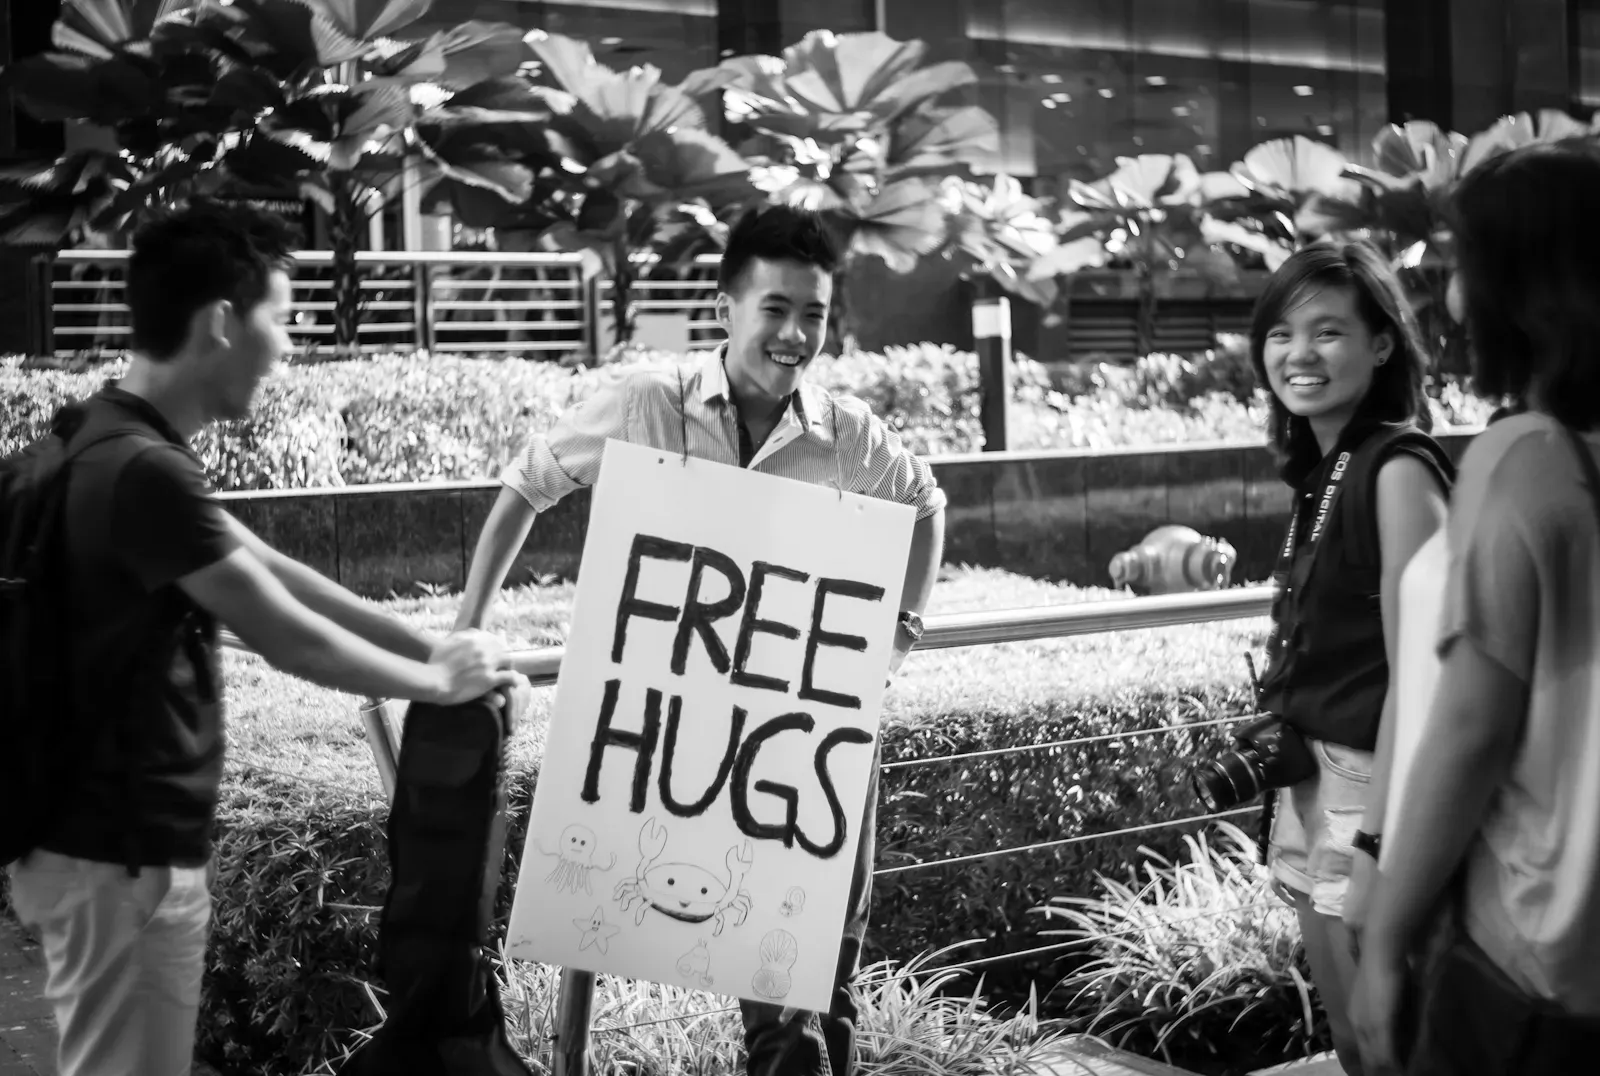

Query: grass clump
<box><xmin>1035</xmin><ymin>822</ymin><xmax>1322</xmax><ymax>1075</ymax></box>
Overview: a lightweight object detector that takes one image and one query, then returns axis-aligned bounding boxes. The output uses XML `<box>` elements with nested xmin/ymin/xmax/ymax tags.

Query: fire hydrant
<box><xmin>1108</xmin><ymin>525</ymin><xmax>1237</xmax><ymax>595</ymax></box>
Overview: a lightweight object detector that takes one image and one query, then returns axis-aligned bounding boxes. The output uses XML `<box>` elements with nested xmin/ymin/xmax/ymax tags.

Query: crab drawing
<box><xmin>613</xmin><ymin>816</ymin><xmax>754</xmax><ymax>937</ymax></box>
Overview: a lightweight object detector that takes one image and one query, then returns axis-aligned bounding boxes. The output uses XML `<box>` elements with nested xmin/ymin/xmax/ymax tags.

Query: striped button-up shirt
<box><xmin>500</xmin><ymin>349</ymin><xmax>946</xmax><ymax>520</ymax></box>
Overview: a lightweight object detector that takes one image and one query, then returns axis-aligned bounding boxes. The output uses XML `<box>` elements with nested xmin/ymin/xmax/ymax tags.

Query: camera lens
<box><xmin>1191</xmin><ymin>749</ymin><xmax>1263</xmax><ymax>812</ymax></box>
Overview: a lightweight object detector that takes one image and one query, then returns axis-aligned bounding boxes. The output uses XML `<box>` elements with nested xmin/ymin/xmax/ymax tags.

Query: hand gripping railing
<box><xmin>218</xmin><ymin>585</ymin><xmax>1273</xmax><ymax>1074</ymax></box>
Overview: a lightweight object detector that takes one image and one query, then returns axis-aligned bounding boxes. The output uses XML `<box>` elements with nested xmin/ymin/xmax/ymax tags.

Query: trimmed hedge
<box><xmin>188</xmin><ymin>684</ymin><xmax>1254</xmax><ymax>1075</ymax></box>
<box><xmin>0</xmin><ymin>347</ymin><xmax>1498</xmax><ymax>491</ymax></box>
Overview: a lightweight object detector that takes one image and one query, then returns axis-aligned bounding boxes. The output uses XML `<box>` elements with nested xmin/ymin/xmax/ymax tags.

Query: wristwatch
<box><xmin>1353</xmin><ymin>830</ymin><xmax>1382</xmax><ymax>860</ymax></box>
<box><xmin>897</xmin><ymin>610</ymin><xmax>925</xmax><ymax>644</ymax></box>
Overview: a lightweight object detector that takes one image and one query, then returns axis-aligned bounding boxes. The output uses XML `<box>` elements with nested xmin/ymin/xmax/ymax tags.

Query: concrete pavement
<box><xmin>0</xmin><ymin>917</ymin><xmax>53</xmax><ymax>1076</ymax></box>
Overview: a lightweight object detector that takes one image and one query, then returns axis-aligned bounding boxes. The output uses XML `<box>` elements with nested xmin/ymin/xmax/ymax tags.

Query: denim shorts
<box><xmin>1268</xmin><ymin>738</ymin><xmax>1374</xmax><ymax>917</ymax></box>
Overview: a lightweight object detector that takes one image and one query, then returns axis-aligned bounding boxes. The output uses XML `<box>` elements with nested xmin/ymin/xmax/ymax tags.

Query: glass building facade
<box><xmin>432</xmin><ymin>1</ymin><xmax>1382</xmax><ymax>187</ymax></box>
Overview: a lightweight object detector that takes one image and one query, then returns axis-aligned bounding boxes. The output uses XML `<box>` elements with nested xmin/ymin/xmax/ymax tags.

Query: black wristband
<box><xmin>1353</xmin><ymin>830</ymin><xmax>1381</xmax><ymax>860</ymax></box>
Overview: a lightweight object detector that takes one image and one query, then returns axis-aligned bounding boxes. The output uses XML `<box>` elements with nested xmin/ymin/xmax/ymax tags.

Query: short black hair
<box><xmin>1450</xmin><ymin>139</ymin><xmax>1600</xmax><ymax>429</ymax></box>
<box><xmin>127</xmin><ymin>199</ymin><xmax>299</xmax><ymax>360</ymax></box>
<box><xmin>717</xmin><ymin>204</ymin><xmax>839</xmax><ymax>293</ymax></box>
<box><xmin>1249</xmin><ymin>241</ymin><xmax>1433</xmax><ymax>485</ymax></box>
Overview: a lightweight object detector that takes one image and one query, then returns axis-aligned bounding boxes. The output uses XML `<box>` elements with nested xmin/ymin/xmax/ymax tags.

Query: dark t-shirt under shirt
<box><xmin>40</xmin><ymin>385</ymin><xmax>239</xmax><ymax>867</ymax></box>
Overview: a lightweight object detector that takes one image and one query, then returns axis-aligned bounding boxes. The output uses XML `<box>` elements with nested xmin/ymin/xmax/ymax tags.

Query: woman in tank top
<box><xmin>1247</xmin><ymin>242</ymin><xmax>1452</xmax><ymax>1075</ymax></box>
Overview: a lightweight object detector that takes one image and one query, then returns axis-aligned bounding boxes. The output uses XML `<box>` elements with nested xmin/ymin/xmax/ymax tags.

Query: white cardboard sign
<box><xmin>507</xmin><ymin>439</ymin><xmax>915</xmax><ymax>1012</ymax></box>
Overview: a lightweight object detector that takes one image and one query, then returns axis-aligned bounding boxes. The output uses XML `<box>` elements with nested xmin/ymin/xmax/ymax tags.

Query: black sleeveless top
<box><xmin>1256</xmin><ymin>421</ymin><xmax>1454</xmax><ymax>752</ymax></box>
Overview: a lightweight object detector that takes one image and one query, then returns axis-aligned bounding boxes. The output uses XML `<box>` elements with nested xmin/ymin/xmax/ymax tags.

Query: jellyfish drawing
<box><xmin>778</xmin><ymin>886</ymin><xmax>806</xmax><ymax>917</ymax></box>
<box><xmin>534</xmin><ymin>824</ymin><xmax>617</xmax><ymax>895</ymax></box>
<box><xmin>751</xmin><ymin>929</ymin><xmax>798</xmax><ymax>1000</ymax></box>
<box><xmin>675</xmin><ymin>939</ymin><xmax>714</xmax><ymax>988</ymax></box>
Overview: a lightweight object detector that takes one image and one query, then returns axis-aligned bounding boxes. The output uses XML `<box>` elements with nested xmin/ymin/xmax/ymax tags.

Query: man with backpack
<box><xmin>0</xmin><ymin>200</ymin><xmax>527</xmax><ymax>1076</ymax></box>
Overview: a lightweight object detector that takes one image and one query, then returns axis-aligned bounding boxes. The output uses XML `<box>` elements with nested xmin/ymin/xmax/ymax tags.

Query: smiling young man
<box><xmin>4</xmin><ymin>201</ymin><xmax>525</xmax><ymax>1076</ymax></box>
<box><xmin>456</xmin><ymin>205</ymin><xmax>946</xmax><ymax>1076</ymax></box>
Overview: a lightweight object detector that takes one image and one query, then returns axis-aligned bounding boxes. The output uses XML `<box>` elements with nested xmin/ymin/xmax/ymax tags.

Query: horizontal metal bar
<box><xmin>432</xmin><ymin>278</ymin><xmax>580</xmax><ymax>290</ymax></box>
<box><xmin>628</xmin><ymin>301</ymin><xmax>718</xmax><ymax>312</ymax></box>
<box><xmin>291</xmin><ymin>280</ymin><xmax>414</xmax><ymax>291</ymax></box>
<box><xmin>218</xmin><ymin>588</ymin><xmax>1273</xmax><ymax>691</ymax></box>
<box><xmin>878</xmin><ymin>714</ymin><xmax>1248</xmax><ymax>772</ymax></box>
<box><xmin>435</xmin><ymin>340</ymin><xmax>581</xmax><ymax>353</ymax></box>
<box><xmin>919</xmin><ymin>587</ymin><xmax>1273</xmax><ymax>650</ymax></box>
<box><xmin>871</xmin><ymin>807</ymin><xmax>1258</xmax><ymax>878</ymax></box>
<box><xmin>290</xmin><ymin>324</ymin><xmax>418</xmax><ymax>336</ymax></box>
<box><xmin>54</xmin><ymin>325</ymin><xmax>131</xmax><ymax>335</ymax></box>
<box><xmin>434</xmin><ymin>320</ymin><xmax>585</xmax><ymax>333</ymax></box>
<box><xmin>432</xmin><ymin>300</ymin><xmax>581</xmax><ymax>312</ymax></box>
<box><xmin>54</xmin><ymin>303</ymin><xmax>134</xmax><ymax>313</ymax></box>
<box><xmin>294</xmin><ymin>301</ymin><xmax>415</xmax><ymax>313</ymax></box>
<box><xmin>54</xmin><ymin>249</ymin><xmax>589</xmax><ymax>268</ymax></box>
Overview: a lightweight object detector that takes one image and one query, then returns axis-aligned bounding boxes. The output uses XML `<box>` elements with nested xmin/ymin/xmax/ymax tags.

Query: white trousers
<box><xmin>7</xmin><ymin>850</ymin><xmax>211</xmax><ymax>1076</ymax></box>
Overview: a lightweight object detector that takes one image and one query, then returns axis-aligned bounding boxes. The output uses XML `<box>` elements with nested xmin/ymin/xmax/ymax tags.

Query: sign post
<box><xmin>509</xmin><ymin>439</ymin><xmax>913</xmax><ymax>1029</ymax></box>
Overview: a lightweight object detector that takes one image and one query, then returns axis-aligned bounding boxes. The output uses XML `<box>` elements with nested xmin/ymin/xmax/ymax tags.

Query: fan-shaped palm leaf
<box><xmin>842</xmin><ymin>176</ymin><xmax>946</xmax><ymax>273</ymax></box>
<box><xmin>525</xmin><ymin>32</ymin><xmax>706</xmax><ymax>158</ymax></box>
<box><xmin>1460</xmin><ymin>108</ymin><xmax>1596</xmax><ymax>175</ymax></box>
<box><xmin>1369</xmin><ymin>120</ymin><xmax>1467</xmax><ymax>191</ymax></box>
<box><xmin>630</xmin><ymin>127</ymin><xmax>754</xmax><ymax>207</ymax></box>
<box><xmin>1073</xmin><ymin>154</ymin><xmax>1200</xmax><ymax>211</ymax></box>
<box><xmin>51</xmin><ymin>0</ymin><xmax>194</xmax><ymax>59</ymax></box>
<box><xmin>298</xmin><ymin>0</ymin><xmax>433</xmax><ymax>43</ymax></box>
<box><xmin>779</xmin><ymin>31</ymin><xmax>929</xmax><ymax>114</ymax></box>
<box><xmin>890</xmin><ymin>106</ymin><xmax>999</xmax><ymax>175</ymax></box>
<box><xmin>1232</xmin><ymin>135</ymin><xmax>1358</xmax><ymax>202</ymax></box>
<box><xmin>369</xmin><ymin>21</ymin><xmax>528</xmax><ymax>89</ymax></box>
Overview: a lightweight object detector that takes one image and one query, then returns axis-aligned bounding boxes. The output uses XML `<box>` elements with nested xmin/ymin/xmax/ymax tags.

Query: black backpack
<box><xmin>0</xmin><ymin>403</ymin><xmax>142</xmax><ymax>867</ymax></box>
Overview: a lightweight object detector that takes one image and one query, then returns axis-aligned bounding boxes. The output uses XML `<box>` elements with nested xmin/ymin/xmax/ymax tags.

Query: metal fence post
<box><xmin>358</xmin><ymin>697</ymin><xmax>402</xmax><ymax>801</ymax></box>
<box><xmin>581</xmin><ymin>267</ymin><xmax>600</xmax><ymax>362</ymax></box>
<box><xmin>414</xmin><ymin>261</ymin><xmax>435</xmax><ymax>354</ymax></box>
<box><xmin>31</xmin><ymin>252</ymin><xmax>55</xmax><ymax>357</ymax></box>
<box><xmin>552</xmin><ymin>969</ymin><xmax>596</xmax><ymax>1075</ymax></box>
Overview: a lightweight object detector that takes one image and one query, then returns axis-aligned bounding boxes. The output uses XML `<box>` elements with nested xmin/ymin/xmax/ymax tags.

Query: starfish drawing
<box><xmin>573</xmin><ymin>905</ymin><xmax>621</xmax><ymax>955</ymax></box>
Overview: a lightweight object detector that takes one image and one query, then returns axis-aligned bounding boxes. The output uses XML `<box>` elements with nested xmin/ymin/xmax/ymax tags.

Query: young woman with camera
<box><xmin>1240</xmin><ymin>243</ymin><xmax>1453</xmax><ymax>1075</ymax></box>
<box><xmin>1350</xmin><ymin>140</ymin><xmax>1600</xmax><ymax>1075</ymax></box>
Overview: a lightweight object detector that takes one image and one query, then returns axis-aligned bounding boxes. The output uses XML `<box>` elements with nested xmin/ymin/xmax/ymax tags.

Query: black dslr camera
<box><xmin>1191</xmin><ymin>712</ymin><xmax>1317</xmax><ymax>813</ymax></box>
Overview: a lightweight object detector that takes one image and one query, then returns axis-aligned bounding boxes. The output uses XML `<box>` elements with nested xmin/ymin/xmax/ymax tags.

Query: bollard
<box><xmin>973</xmin><ymin>295</ymin><xmax>1012</xmax><ymax>452</ymax></box>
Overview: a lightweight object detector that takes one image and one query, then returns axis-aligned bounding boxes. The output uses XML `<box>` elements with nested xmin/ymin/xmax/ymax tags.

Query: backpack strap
<box><xmin>1344</xmin><ymin>425</ymin><xmax>1457</xmax><ymax>569</ymax></box>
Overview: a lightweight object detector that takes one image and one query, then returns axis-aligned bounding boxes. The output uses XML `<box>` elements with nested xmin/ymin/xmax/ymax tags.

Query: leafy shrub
<box><xmin>870</xmin><ymin>686</ymin><xmax>1255</xmax><ymax>1005</ymax></box>
<box><xmin>1036</xmin><ymin>822</ymin><xmax>1326</xmax><ymax>1074</ymax></box>
<box><xmin>0</xmin><ymin>356</ymin><xmax>346</xmax><ymax>490</ymax></box>
<box><xmin>3</xmin><ymin>347</ymin><xmax>1490</xmax><ymax>489</ymax></box>
<box><xmin>191</xmin><ymin>685</ymin><xmax>1253</xmax><ymax>1075</ymax></box>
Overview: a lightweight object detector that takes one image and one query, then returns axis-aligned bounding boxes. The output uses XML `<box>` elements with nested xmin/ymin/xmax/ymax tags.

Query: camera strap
<box><xmin>1265</xmin><ymin>448</ymin><xmax>1353</xmax><ymax>663</ymax></box>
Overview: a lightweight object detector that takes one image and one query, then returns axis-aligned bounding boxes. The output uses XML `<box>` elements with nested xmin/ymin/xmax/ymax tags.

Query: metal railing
<box><xmin>219</xmin><ymin>584</ymin><xmax>1274</xmax><ymax>1074</ymax></box>
<box><xmin>44</xmin><ymin>249</ymin><xmax>724</xmax><ymax>359</ymax></box>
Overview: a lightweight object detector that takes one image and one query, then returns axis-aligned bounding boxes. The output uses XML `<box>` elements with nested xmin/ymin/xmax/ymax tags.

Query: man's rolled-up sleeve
<box><xmin>499</xmin><ymin>379</ymin><xmax>630</xmax><ymax>512</ymax></box>
<box><xmin>845</xmin><ymin>404</ymin><xmax>946</xmax><ymax>521</ymax></box>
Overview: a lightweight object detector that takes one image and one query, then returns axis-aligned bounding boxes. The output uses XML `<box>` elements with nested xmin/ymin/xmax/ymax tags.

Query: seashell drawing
<box><xmin>751</xmin><ymin>929</ymin><xmax>798</xmax><ymax>1000</ymax></box>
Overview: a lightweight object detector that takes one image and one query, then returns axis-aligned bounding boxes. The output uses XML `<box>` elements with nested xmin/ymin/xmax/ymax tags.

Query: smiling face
<box><xmin>1261</xmin><ymin>284</ymin><xmax>1393</xmax><ymax>439</ymax></box>
<box><xmin>717</xmin><ymin>257</ymin><xmax>832</xmax><ymax>408</ymax></box>
<box><xmin>643</xmin><ymin>861</ymin><xmax>726</xmax><ymax>922</ymax></box>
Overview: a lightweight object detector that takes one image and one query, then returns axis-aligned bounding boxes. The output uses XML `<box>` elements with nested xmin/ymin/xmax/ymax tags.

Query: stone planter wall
<box><xmin>218</xmin><ymin>434</ymin><xmax>1476</xmax><ymax>599</ymax></box>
